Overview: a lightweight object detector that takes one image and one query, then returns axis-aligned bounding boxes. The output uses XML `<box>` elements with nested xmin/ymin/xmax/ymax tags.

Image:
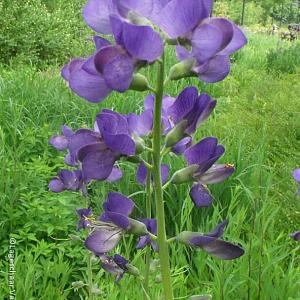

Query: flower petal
<box><xmin>189</xmin><ymin>183</ymin><xmax>212</xmax><ymax>207</ymax></box>
<box><xmin>184</xmin><ymin>137</ymin><xmax>218</xmax><ymax>165</ymax></box>
<box><xmin>192</xmin><ymin>23</ymin><xmax>224</xmax><ymax>64</ymax></box>
<box><xmin>197</xmin><ymin>164</ymin><xmax>234</xmax><ymax>184</ymax></box>
<box><xmin>206</xmin><ymin>220</ymin><xmax>228</xmax><ymax>238</ymax></box>
<box><xmin>103</xmin><ymin>192</ymin><xmax>135</xmax><ymax>216</ymax></box>
<box><xmin>197</xmin><ymin>55</ymin><xmax>231</xmax><ymax>83</ymax></box>
<box><xmin>49</xmin><ymin>135</ymin><xmax>68</xmax><ymax>151</ymax></box>
<box><xmin>106</xmin><ymin>167</ymin><xmax>123</xmax><ymax>182</ymax></box>
<box><xmin>69</xmin><ymin>67</ymin><xmax>111</xmax><ymax>103</ymax></box>
<box><xmin>172</xmin><ymin>137</ymin><xmax>192</xmax><ymax>155</ymax></box>
<box><xmin>103</xmin><ymin>132</ymin><xmax>136</xmax><ymax>156</ymax></box>
<box><xmin>157</xmin><ymin>0</ymin><xmax>208</xmax><ymax>38</ymax></box>
<box><xmin>83</xmin><ymin>0</ymin><xmax>117</xmax><ymax>34</ymax></box>
<box><xmin>48</xmin><ymin>178</ymin><xmax>64</xmax><ymax>193</ymax></box>
<box><xmin>85</xmin><ymin>227</ymin><xmax>122</xmax><ymax>254</ymax></box>
<box><xmin>123</xmin><ymin>22</ymin><xmax>163</xmax><ymax>61</ymax></box>
<box><xmin>102</xmin><ymin>54</ymin><xmax>134</xmax><ymax>92</ymax></box>
<box><xmin>81</xmin><ymin>149</ymin><xmax>117</xmax><ymax>181</ymax></box>
<box><xmin>169</xmin><ymin>86</ymin><xmax>199</xmax><ymax>124</ymax></box>
<box><xmin>293</xmin><ymin>168</ymin><xmax>300</xmax><ymax>183</ymax></box>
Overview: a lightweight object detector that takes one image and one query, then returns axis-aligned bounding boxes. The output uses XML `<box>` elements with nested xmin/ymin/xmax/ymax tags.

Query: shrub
<box><xmin>0</xmin><ymin>0</ymin><xmax>92</xmax><ymax>69</ymax></box>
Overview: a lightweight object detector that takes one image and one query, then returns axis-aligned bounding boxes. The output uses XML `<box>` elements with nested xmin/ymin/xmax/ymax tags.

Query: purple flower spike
<box><xmin>136</xmin><ymin>219</ymin><xmax>158</xmax><ymax>251</ymax></box>
<box><xmin>177</xmin><ymin>221</ymin><xmax>244</xmax><ymax>260</ymax></box>
<box><xmin>136</xmin><ymin>162</ymin><xmax>170</xmax><ymax>186</ymax></box>
<box><xmin>99</xmin><ymin>192</ymin><xmax>135</xmax><ymax>229</ymax></box>
<box><xmin>76</xmin><ymin>208</ymin><xmax>93</xmax><ymax>230</ymax></box>
<box><xmin>290</xmin><ymin>230</ymin><xmax>300</xmax><ymax>242</ymax></box>
<box><xmin>48</xmin><ymin>169</ymin><xmax>85</xmax><ymax>193</ymax></box>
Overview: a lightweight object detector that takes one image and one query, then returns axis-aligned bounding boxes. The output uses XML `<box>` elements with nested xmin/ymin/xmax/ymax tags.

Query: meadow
<box><xmin>1</xmin><ymin>18</ymin><xmax>300</xmax><ymax>300</ymax></box>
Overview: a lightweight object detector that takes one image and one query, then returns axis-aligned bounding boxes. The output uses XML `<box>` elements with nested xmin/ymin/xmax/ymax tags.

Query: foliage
<box><xmin>0</xmin><ymin>0</ymin><xmax>91</xmax><ymax>69</ymax></box>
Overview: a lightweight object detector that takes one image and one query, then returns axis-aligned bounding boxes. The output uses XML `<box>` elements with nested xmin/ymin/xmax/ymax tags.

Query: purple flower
<box><xmin>93</xmin><ymin>16</ymin><xmax>163</xmax><ymax>94</ymax></box>
<box><xmin>174</xmin><ymin>18</ymin><xmax>247</xmax><ymax>83</ymax></box>
<box><xmin>178</xmin><ymin>137</ymin><xmax>234</xmax><ymax>207</ymax></box>
<box><xmin>290</xmin><ymin>230</ymin><xmax>300</xmax><ymax>242</ymax></box>
<box><xmin>136</xmin><ymin>219</ymin><xmax>158</xmax><ymax>251</ymax></box>
<box><xmin>136</xmin><ymin>162</ymin><xmax>169</xmax><ymax>186</ymax></box>
<box><xmin>292</xmin><ymin>168</ymin><xmax>300</xmax><ymax>195</ymax></box>
<box><xmin>61</xmin><ymin>37</ymin><xmax>112</xmax><ymax>103</ymax></box>
<box><xmin>49</xmin><ymin>125</ymin><xmax>74</xmax><ymax>151</ymax></box>
<box><xmin>168</xmin><ymin>86</ymin><xmax>216</xmax><ymax>135</ymax></box>
<box><xmin>99</xmin><ymin>192</ymin><xmax>135</xmax><ymax>229</ymax></box>
<box><xmin>76</xmin><ymin>208</ymin><xmax>93</xmax><ymax>230</ymax></box>
<box><xmin>177</xmin><ymin>220</ymin><xmax>244</xmax><ymax>260</ymax></box>
<box><xmin>48</xmin><ymin>169</ymin><xmax>86</xmax><ymax>194</ymax></box>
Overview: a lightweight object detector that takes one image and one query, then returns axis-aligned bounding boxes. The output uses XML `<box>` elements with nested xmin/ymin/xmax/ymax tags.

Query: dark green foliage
<box><xmin>0</xmin><ymin>0</ymin><xmax>92</xmax><ymax>69</ymax></box>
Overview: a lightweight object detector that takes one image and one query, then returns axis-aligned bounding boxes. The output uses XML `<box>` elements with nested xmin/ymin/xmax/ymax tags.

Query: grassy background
<box><xmin>1</xmin><ymin>29</ymin><xmax>300</xmax><ymax>300</ymax></box>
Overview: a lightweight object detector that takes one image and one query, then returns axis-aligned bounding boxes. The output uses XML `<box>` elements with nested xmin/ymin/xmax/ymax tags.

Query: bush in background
<box><xmin>0</xmin><ymin>0</ymin><xmax>92</xmax><ymax>69</ymax></box>
<box><xmin>266</xmin><ymin>41</ymin><xmax>300</xmax><ymax>74</ymax></box>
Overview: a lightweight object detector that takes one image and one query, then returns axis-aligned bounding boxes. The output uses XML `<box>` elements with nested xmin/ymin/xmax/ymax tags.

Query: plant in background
<box><xmin>49</xmin><ymin>1</ymin><xmax>247</xmax><ymax>299</ymax></box>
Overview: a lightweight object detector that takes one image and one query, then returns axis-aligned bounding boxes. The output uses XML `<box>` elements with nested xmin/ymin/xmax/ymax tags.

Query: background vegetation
<box><xmin>1</xmin><ymin>1</ymin><xmax>300</xmax><ymax>299</ymax></box>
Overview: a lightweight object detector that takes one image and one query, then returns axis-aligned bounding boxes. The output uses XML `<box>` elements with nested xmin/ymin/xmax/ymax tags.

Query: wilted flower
<box><xmin>99</xmin><ymin>254</ymin><xmax>141</xmax><ymax>283</ymax></box>
<box><xmin>76</xmin><ymin>208</ymin><xmax>93</xmax><ymax>230</ymax></box>
<box><xmin>176</xmin><ymin>220</ymin><xmax>244</xmax><ymax>260</ymax></box>
<box><xmin>290</xmin><ymin>230</ymin><xmax>300</xmax><ymax>242</ymax></box>
<box><xmin>136</xmin><ymin>219</ymin><xmax>158</xmax><ymax>251</ymax></box>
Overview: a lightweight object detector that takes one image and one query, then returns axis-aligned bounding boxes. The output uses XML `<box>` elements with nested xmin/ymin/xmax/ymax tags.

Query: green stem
<box><xmin>152</xmin><ymin>52</ymin><xmax>174</xmax><ymax>300</ymax></box>
<box><xmin>143</xmin><ymin>152</ymin><xmax>152</xmax><ymax>300</ymax></box>
<box><xmin>87</xmin><ymin>253</ymin><xmax>94</xmax><ymax>300</ymax></box>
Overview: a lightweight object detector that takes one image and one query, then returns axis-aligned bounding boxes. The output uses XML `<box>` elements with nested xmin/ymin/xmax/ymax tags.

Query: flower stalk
<box><xmin>152</xmin><ymin>52</ymin><xmax>174</xmax><ymax>300</ymax></box>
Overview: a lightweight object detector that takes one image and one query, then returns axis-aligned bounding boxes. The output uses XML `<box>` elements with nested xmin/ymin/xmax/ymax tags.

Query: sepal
<box><xmin>129</xmin><ymin>73</ymin><xmax>150</xmax><ymax>92</ymax></box>
<box><xmin>168</xmin><ymin>59</ymin><xmax>196</xmax><ymax>81</ymax></box>
<box><xmin>171</xmin><ymin>165</ymin><xmax>199</xmax><ymax>184</ymax></box>
<box><xmin>165</xmin><ymin>120</ymin><xmax>188</xmax><ymax>148</ymax></box>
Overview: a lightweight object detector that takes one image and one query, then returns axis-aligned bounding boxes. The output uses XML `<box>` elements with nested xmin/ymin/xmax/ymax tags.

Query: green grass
<box><xmin>1</xmin><ymin>33</ymin><xmax>300</xmax><ymax>299</ymax></box>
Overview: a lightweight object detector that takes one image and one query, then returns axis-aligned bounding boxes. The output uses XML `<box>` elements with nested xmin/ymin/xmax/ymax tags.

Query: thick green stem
<box><xmin>143</xmin><ymin>153</ymin><xmax>152</xmax><ymax>300</ymax></box>
<box><xmin>87</xmin><ymin>253</ymin><xmax>94</xmax><ymax>300</ymax></box>
<box><xmin>152</xmin><ymin>52</ymin><xmax>174</xmax><ymax>300</ymax></box>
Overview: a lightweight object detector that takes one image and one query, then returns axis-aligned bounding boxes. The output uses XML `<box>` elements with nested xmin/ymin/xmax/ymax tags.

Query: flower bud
<box><xmin>171</xmin><ymin>165</ymin><xmax>199</xmax><ymax>184</ymax></box>
<box><xmin>165</xmin><ymin>120</ymin><xmax>188</xmax><ymax>148</ymax></box>
<box><xmin>133</xmin><ymin>136</ymin><xmax>145</xmax><ymax>154</ymax></box>
<box><xmin>129</xmin><ymin>73</ymin><xmax>150</xmax><ymax>92</ymax></box>
<box><xmin>127</xmin><ymin>218</ymin><xmax>148</xmax><ymax>236</ymax></box>
<box><xmin>168</xmin><ymin>59</ymin><xmax>195</xmax><ymax>81</ymax></box>
<box><xmin>71</xmin><ymin>281</ymin><xmax>85</xmax><ymax>290</ymax></box>
<box><xmin>125</xmin><ymin>263</ymin><xmax>141</xmax><ymax>278</ymax></box>
<box><xmin>150</xmin><ymin>259</ymin><xmax>160</xmax><ymax>273</ymax></box>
